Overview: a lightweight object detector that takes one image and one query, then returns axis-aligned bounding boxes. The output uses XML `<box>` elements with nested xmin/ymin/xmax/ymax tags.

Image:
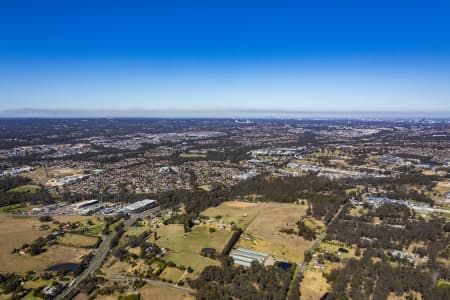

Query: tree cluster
<box><xmin>188</xmin><ymin>259</ymin><xmax>294</xmax><ymax>300</ymax></box>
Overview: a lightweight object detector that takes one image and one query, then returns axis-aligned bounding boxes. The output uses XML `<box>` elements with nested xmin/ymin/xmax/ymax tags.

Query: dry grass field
<box><xmin>58</xmin><ymin>233</ymin><xmax>99</xmax><ymax>248</ymax></box>
<box><xmin>208</xmin><ymin>201</ymin><xmax>314</xmax><ymax>263</ymax></box>
<box><xmin>160</xmin><ymin>266</ymin><xmax>186</xmax><ymax>282</ymax></box>
<box><xmin>95</xmin><ymin>285</ymin><xmax>194</xmax><ymax>300</ymax></box>
<box><xmin>0</xmin><ymin>215</ymin><xmax>89</xmax><ymax>273</ymax></box>
<box><xmin>21</xmin><ymin>167</ymin><xmax>86</xmax><ymax>185</ymax></box>
<box><xmin>101</xmin><ymin>257</ymin><xmax>150</xmax><ymax>278</ymax></box>
<box><xmin>202</xmin><ymin>200</ymin><xmax>261</xmax><ymax>229</ymax></box>
<box><xmin>300</xmin><ymin>268</ymin><xmax>330</xmax><ymax>300</ymax></box>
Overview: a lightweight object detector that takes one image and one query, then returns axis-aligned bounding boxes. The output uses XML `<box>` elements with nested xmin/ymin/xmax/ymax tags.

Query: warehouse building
<box><xmin>122</xmin><ymin>199</ymin><xmax>157</xmax><ymax>214</ymax></box>
<box><xmin>230</xmin><ymin>248</ymin><xmax>269</xmax><ymax>267</ymax></box>
<box><xmin>74</xmin><ymin>199</ymin><xmax>98</xmax><ymax>210</ymax></box>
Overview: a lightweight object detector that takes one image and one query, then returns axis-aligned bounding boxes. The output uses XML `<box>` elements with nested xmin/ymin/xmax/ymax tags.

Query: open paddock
<box><xmin>7</xmin><ymin>184</ymin><xmax>41</xmax><ymax>193</ymax></box>
<box><xmin>153</xmin><ymin>224</ymin><xmax>230</xmax><ymax>274</ymax></box>
<box><xmin>160</xmin><ymin>266</ymin><xmax>186</xmax><ymax>283</ymax></box>
<box><xmin>201</xmin><ymin>200</ymin><xmax>261</xmax><ymax>229</ymax></box>
<box><xmin>58</xmin><ymin>233</ymin><xmax>99</xmax><ymax>248</ymax></box>
<box><xmin>95</xmin><ymin>285</ymin><xmax>194</xmax><ymax>300</ymax></box>
<box><xmin>0</xmin><ymin>214</ymin><xmax>91</xmax><ymax>273</ymax></box>
<box><xmin>21</xmin><ymin>167</ymin><xmax>86</xmax><ymax>185</ymax></box>
<box><xmin>207</xmin><ymin>201</ymin><xmax>314</xmax><ymax>262</ymax></box>
<box><xmin>300</xmin><ymin>268</ymin><xmax>330</xmax><ymax>300</ymax></box>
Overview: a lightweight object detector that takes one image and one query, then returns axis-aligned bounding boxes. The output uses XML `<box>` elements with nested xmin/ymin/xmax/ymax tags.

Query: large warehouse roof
<box><xmin>122</xmin><ymin>199</ymin><xmax>156</xmax><ymax>212</ymax></box>
<box><xmin>230</xmin><ymin>248</ymin><xmax>269</xmax><ymax>266</ymax></box>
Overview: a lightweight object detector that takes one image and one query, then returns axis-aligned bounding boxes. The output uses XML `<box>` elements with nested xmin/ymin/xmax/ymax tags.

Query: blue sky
<box><xmin>1</xmin><ymin>1</ymin><xmax>450</xmax><ymax>117</ymax></box>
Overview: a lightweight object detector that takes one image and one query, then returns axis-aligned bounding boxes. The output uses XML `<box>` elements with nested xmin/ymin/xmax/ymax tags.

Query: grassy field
<box><xmin>125</xmin><ymin>218</ymin><xmax>152</xmax><ymax>236</ymax></box>
<box><xmin>160</xmin><ymin>267</ymin><xmax>186</xmax><ymax>282</ymax></box>
<box><xmin>202</xmin><ymin>200</ymin><xmax>262</xmax><ymax>230</ymax></box>
<box><xmin>198</xmin><ymin>185</ymin><xmax>212</xmax><ymax>191</ymax></box>
<box><xmin>23</xmin><ymin>279</ymin><xmax>53</xmax><ymax>289</ymax></box>
<box><xmin>101</xmin><ymin>257</ymin><xmax>150</xmax><ymax>278</ymax></box>
<box><xmin>58</xmin><ymin>233</ymin><xmax>99</xmax><ymax>248</ymax></box>
<box><xmin>7</xmin><ymin>185</ymin><xmax>41</xmax><ymax>193</ymax></box>
<box><xmin>437</xmin><ymin>280</ymin><xmax>450</xmax><ymax>289</ymax></box>
<box><xmin>21</xmin><ymin>167</ymin><xmax>86</xmax><ymax>185</ymax></box>
<box><xmin>95</xmin><ymin>285</ymin><xmax>194</xmax><ymax>300</ymax></box>
<box><xmin>179</xmin><ymin>152</ymin><xmax>207</xmax><ymax>158</ymax></box>
<box><xmin>300</xmin><ymin>268</ymin><xmax>330</xmax><ymax>300</ymax></box>
<box><xmin>223</xmin><ymin>201</ymin><xmax>313</xmax><ymax>263</ymax></box>
<box><xmin>153</xmin><ymin>224</ymin><xmax>231</xmax><ymax>274</ymax></box>
<box><xmin>0</xmin><ymin>203</ymin><xmax>30</xmax><ymax>213</ymax></box>
<box><xmin>84</xmin><ymin>222</ymin><xmax>104</xmax><ymax>236</ymax></box>
<box><xmin>0</xmin><ymin>215</ymin><xmax>89</xmax><ymax>273</ymax></box>
<box><xmin>318</xmin><ymin>241</ymin><xmax>356</xmax><ymax>260</ymax></box>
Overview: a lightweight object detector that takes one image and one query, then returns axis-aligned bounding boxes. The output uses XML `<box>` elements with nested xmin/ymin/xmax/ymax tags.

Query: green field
<box><xmin>23</xmin><ymin>279</ymin><xmax>52</xmax><ymax>289</ymax></box>
<box><xmin>198</xmin><ymin>185</ymin><xmax>212</xmax><ymax>191</ymax></box>
<box><xmin>83</xmin><ymin>220</ymin><xmax>104</xmax><ymax>236</ymax></box>
<box><xmin>153</xmin><ymin>224</ymin><xmax>232</xmax><ymax>274</ymax></box>
<box><xmin>179</xmin><ymin>152</ymin><xmax>207</xmax><ymax>158</ymax></box>
<box><xmin>437</xmin><ymin>280</ymin><xmax>450</xmax><ymax>289</ymax></box>
<box><xmin>58</xmin><ymin>233</ymin><xmax>99</xmax><ymax>248</ymax></box>
<box><xmin>7</xmin><ymin>185</ymin><xmax>41</xmax><ymax>193</ymax></box>
<box><xmin>0</xmin><ymin>204</ymin><xmax>30</xmax><ymax>214</ymax></box>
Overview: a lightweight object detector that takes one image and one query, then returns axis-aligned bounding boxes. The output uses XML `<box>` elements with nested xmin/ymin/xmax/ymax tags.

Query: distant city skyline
<box><xmin>1</xmin><ymin>1</ymin><xmax>450</xmax><ymax>117</ymax></box>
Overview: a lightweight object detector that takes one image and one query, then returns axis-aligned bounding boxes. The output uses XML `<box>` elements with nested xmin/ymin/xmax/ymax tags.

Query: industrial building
<box><xmin>230</xmin><ymin>248</ymin><xmax>269</xmax><ymax>267</ymax></box>
<box><xmin>121</xmin><ymin>199</ymin><xmax>157</xmax><ymax>213</ymax></box>
<box><xmin>74</xmin><ymin>199</ymin><xmax>98</xmax><ymax>210</ymax></box>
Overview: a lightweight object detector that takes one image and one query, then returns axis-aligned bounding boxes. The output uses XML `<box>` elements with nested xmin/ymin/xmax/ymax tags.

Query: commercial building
<box><xmin>122</xmin><ymin>199</ymin><xmax>157</xmax><ymax>213</ymax></box>
<box><xmin>230</xmin><ymin>248</ymin><xmax>269</xmax><ymax>267</ymax></box>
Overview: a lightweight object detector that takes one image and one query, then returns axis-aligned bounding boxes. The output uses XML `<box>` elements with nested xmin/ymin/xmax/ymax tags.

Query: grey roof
<box><xmin>123</xmin><ymin>199</ymin><xmax>156</xmax><ymax>211</ymax></box>
<box><xmin>230</xmin><ymin>247</ymin><xmax>269</xmax><ymax>266</ymax></box>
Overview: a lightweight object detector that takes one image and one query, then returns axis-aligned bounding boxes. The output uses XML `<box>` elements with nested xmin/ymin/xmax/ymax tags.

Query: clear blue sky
<box><xmin>1</xmin><ymin>1</ymin><xmax>450</xmax><ymax>117</ymax></box>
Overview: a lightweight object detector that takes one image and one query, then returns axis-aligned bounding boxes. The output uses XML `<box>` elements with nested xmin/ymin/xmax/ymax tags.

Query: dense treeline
<box><xmin>221</xmin><ymin>228</ymin><xmax>243</xmax><ymax>255</ymax></box>
<box><xmin>327</xmin><ymin>248</ymin><xmax>448</xmax><ymax>300</ymax></box>
<box><xmin>368</xmin><ymin>203</ymin><xmax>412</xmax><ymax>223</ymax></box>
<box><xmin>327</xmin><ymin>217</ymin><xmax>445</xmax><ymax>250</ymax></box>
<box><xmin>0</xmin><ymin>176</ymin><xmax>31</xmax><ymax>191</ymax></box>
<box><xmin>353</xmin><ymin>173</ymin><xmax>437</xmax><ymax>191</ymax></box>
<box><xmin>188</xmin><ymin>259</ymin><xmax>294</xmax><ymax>300</ymax></box>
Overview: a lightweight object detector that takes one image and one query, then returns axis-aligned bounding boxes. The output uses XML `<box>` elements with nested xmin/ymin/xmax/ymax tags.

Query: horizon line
<box><xmin>1</xmin><ymin>108</ymin><xmax>449</xmax><ymax>119</ymax></box>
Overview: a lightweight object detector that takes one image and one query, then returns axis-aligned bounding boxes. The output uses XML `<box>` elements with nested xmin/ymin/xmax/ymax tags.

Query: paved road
<box><xmin>56</xmin><ymin>207</ymin><xmax>160</xmax><ymax>300</ymax></box>
<box><xmin>285</xmin><ymin>205</ymin><xmax>345</xmax><ymax>300</ymax></box>
<box><xmin>107</xmin><ymin>275</ymin><xmax>195</xmax><ymax>295</ymax></box>
<box><xmin>297</xmin><ymin>204</ymin><xmax>345</xmax><ymax>275</ymax></box>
